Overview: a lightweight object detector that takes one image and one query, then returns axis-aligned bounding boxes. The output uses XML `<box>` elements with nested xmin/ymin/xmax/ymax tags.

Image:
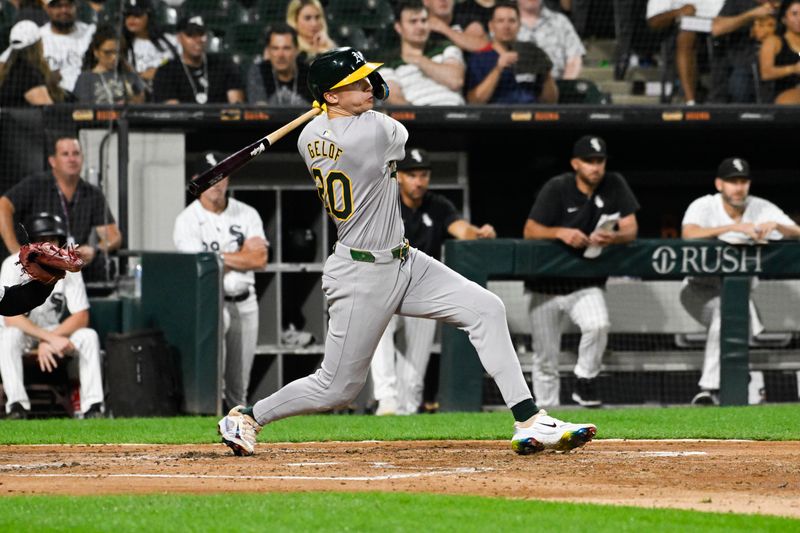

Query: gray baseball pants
<box><xmin>253</xmin><ymin>245</ymin><xmax>531</xmax><ymax>424</ymax></box>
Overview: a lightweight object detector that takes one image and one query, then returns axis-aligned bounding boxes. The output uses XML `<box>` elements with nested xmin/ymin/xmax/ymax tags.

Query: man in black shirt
<box><xmin>523</xmin><ymin>135</ymin><xmax>639</xmax><ymax>408</ymax></box>
<box><xmin>153</xmin><ymin>15</ymin><xmax>244</xmax><ymax>104</ymax></box>
<box><xmin>371</xmin><ymin>148</ymin><xmax>496</xmax><ymax>415</ymax></box>
<box><xmin>0</xmin><ymin>135</ymin><xmax>122</xmax><ymax>280</ymax></box>
<box><xmin>246</xmin><ymin>24</ymin><xmax>312</xmax><ymax>105</ymax></box>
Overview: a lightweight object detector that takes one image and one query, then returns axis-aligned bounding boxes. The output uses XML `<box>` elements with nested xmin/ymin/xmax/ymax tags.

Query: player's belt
<box><xmin>334</xmin><ymin>240</ymin><xmax>410</xmax><ymax>264</ymax></box>
<box><xmin>224</xmin><ymin>290</ymin><xmax>251</xmax><ymax>303</ymax></box>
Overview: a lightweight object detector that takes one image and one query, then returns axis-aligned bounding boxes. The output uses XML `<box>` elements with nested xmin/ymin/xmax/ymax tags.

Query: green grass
<box><xmin>0</xmin><ymin>492</ymin><xmax>796</xmax><ymax>532</ymax></box>
<box><xmin>0</xmin><ymin>404</ymin><xmax>799</xmax><ymax>445</ymax></box>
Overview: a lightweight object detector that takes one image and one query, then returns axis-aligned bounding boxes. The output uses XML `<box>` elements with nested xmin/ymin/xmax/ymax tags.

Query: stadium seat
<box><xmin>326</xmin><ymin>0</ymin><xmax>393</xmax><ymax>30</ymax></box>
<box><xmin>329</xmin><ymin>24</ymin><xmax>368</xmax><ymax>51</ymax></box>
<box><xmin>253</xmin><ymin>0</ymin><xmax>290</xmax><ymax>25</ymax></box>
<box><xmin>179</xmin><ymin>0</ymin><xmax>250</xmax><ymax>35</ymax></box>
<box><xmin>556</xmin><ymin>79</ymin><xmax>610</xmax><ymax>104</ymax></box>
<box><xmin>223</xmin><ymin>23</ymin><xmax>264</xmax><ymax>60</ymax></box>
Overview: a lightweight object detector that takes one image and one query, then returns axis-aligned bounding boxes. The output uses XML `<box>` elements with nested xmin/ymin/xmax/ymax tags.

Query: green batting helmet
<box><xmin>308</xmin><ymin>47</ymin><xmax>389</xmax><ymax>105</ymax></box>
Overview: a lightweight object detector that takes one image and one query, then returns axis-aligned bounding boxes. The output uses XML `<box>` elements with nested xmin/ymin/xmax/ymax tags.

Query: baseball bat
<box><xmin>187</xmin><ymin>106</ymin><xmax>323</xmax><ymax>197</ymax></box>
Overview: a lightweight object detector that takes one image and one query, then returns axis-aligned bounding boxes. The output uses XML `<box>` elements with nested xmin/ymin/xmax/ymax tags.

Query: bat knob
<box><xmin>187</xmin><ymin>181</ymin><xmax>201</xmax><ymax>197</ymax></box>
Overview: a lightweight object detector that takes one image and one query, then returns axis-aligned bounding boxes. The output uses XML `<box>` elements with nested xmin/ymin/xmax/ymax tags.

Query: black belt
<box><xmin>224</xmin><ymin>291</ymin><xmax>250</xmax><ymax>303</ymax></box>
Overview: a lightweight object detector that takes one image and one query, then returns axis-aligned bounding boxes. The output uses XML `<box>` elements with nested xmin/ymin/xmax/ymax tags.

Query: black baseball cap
<box><xmin>123</xmin><ymin>0</ymin><xmax>151</xmax><ymax>14</ymax></box>
<box><xmin>572</xmin><ymin>135</ymin><xmax>607</xmax><ymax>159</ymax></box>
<box><xmin>194</xmin><ymin>151</ymin><xmax>226</xmax><ymax>176</ymax></box>
<box><xmin>47</xmin><ymin>0</ymin><xmax>75</xmax><ymax>6</ymax></box>
<box><xmin>178</xmin><ymin>15</ymin><xmax>207</xmax><ymax>35</ymax></box>
<box><xmin>717</xmin><ymin>157</ymin><xmax>751</xmax><ymax>180</ymax></box>
<box><xmin>397</xmin><ymin>148</ymin><xmax>431</xmax><ymax>172</ymax></box>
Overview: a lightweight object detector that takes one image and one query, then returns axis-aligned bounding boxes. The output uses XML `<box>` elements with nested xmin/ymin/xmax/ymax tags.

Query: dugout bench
<box><xmin>440</xmin><ymin>239</ymin><xmax>800</xmax><ymax>410</ymax></box>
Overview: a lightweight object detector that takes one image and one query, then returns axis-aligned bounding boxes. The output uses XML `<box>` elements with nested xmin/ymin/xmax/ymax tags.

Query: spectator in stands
<box><xmin>516</xmin><ymin>0</ymin><xmax>586</xmax><ymax>79</ymax></box>
<box><xmin>285</xmin><ymin>0</ymin><xmax>335</xmax><ymax>61</ymax></box>
<box><xmin>0</xmin><ymin>212</ymin><xmax>105</xmax><ymax>420</ymax></box>
<box><xmin>152</xmin><ymin>15</ymin><xmax>244</xmax><ymax>104</ymax></box>
<box><xmin>8</xmin><ymin>0</ymin><xmax>48</xmax><ymax>25</ymax></box>
<box><xmin>0</xmin><ymin>135</ymin><xmax>122</xmax><ymax>273</ymax></box>
<box><xmin>466</xmin><ymin>2</ymin><xmax>558</xmax><ymax>104</ymax></box>
<box><xmin>122</xmin><ymin>0</ymin><xmax>180</xmax><ymax>98</ymax></box>
<box><xmin>80</xmin><ymin>0</ymin><xmax>108</xmax><ymax>26</ymax></box>
<box><xmin>246</xmin><ymin>24</ymin><xmax>311</xmax><ymax>105</ymax></box>
<box><xmin>711</xmin><ymin>1</ymin><xmax>777</xmax><ymax>103</ymax></box>
<box><xmin>759</xmin><ymin>0</ymin><xmax>800</xmax><ymax>103</ymax></box>
<box><xmin>382</xmin><ymin>0</ymin><xmax>466</xmax><ymax>106</ymax></box>
<box><xmin>452</xmin><ymin>0</ymin><xmax>495</xmax><ymax>39</ymax></box>
<box><xmin>752</xmin><ymin>8</ymin><xmax>778</xmax><ymax>41</ymax></box>
<box><xmin>0</xmin><ymin>0</ymin><xmax>95</xmax><ymax>93</ymax></box>
<box><xmin>423</xmin><ymin>0</ymin><xmax>490</xmax><ymax>51</ymax></box>
<box><xmin>0</xmin><ymin>20</ymin><xmax>65</xmax><ymax>105</ymax></box>
<box><xmin>523</xmin><ymin>136</ymin><xmax>639</xmax><ymax>408</ymax></box>
<box><xmin>680</xmin><ymin>157</ymin><xmax>800</xmax><ymax>405</ymax></box>
<box><xmin>371</xmin><ymin>148</ymin><xmax>497</xmax><ymax>416</ymax></box>
<box><xmin>73</xmin><ymin>25</ymin><xmax>145</xmax><ymax>104</ymax></box>
<box><xmin>647</xmin><ymin>1</ymin><xmax>725</xmax><ymax>104</ymax></box>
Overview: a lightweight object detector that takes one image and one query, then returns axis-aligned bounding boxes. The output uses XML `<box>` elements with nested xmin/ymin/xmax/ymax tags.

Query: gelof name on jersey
<box><xmin>307</xmin><ymin>140</ymin><xmax>343</xmax><ymax>162</ymax></box>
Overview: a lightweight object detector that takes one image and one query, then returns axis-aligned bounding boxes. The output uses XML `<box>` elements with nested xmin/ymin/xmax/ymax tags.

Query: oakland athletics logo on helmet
<box><xmin>307</xmin><ymin>47</ymin><xmax>389</xmax><ymax>105</ymax></box>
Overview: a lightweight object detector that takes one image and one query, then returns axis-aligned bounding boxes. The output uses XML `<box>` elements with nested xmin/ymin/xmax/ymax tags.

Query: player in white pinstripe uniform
<box><xmin>371</xmin><ymin>148</ymin><xmax>496</xmax><ymax>416</ymax></box>
<box><xmin>173</xmin><ymin>152</ymin><xmax>268</xmax><ymax>410</ymax></box>
<box><xmin>524</xmin><ymin>136</ymin><xmax>640</xmax><ymax>408</ymax></box>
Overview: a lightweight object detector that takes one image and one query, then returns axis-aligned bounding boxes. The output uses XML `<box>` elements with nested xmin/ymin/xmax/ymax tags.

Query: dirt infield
<box><xmin>1</xmin><ymin>440</ymin><xmax>799</xmax><ymax>518</ymax></box>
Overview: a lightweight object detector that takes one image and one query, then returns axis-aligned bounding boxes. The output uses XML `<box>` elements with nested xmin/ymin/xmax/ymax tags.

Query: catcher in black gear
<box><xmin>0</xmin><ymin>213</ymin><xmax>85</xmax><ymax>316</ymax></box>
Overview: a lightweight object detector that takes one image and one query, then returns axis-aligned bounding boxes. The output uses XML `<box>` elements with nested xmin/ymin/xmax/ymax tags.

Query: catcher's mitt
<box><xmin>17</xmin><ymin>242</ymin><xmax>85</xmax><ymax>285</ymax></box>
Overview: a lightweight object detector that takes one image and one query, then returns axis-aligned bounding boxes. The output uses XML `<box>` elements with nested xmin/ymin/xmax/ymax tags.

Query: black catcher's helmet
<box><xmin>307</xmin><ymin>47</ymin><xmax>389</xmax><ymax>105</ymax></box>
<box><xmin>26</xmin><ymin>212</ymin><xmax>67</xmax><ymax>245</ymax></box>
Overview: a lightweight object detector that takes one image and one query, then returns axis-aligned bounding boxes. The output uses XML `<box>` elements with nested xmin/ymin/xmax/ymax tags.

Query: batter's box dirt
<box><xmin>1</xmin><ymin>440</ymin><xmax>799</xmax><ymax>518</ymax></box>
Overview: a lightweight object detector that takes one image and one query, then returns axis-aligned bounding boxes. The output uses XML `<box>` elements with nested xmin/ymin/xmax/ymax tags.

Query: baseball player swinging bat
<box><xmin>188</xmin><ymin>106</ymin><xmax>323</xmax><ymax>197</ymax></box>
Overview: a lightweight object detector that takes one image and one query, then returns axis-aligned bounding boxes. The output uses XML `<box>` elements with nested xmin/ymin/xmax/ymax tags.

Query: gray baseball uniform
<box><xmin>251</xmin><ymin>110</ymin><xmax>531</xmax><ymax>424</ymax></box>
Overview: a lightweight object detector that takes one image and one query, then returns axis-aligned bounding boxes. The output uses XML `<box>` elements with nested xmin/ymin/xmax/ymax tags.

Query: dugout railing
<box><xmin>441</xmin><ymin>239</ymin><xmax>800</xmax><ymax>410</ymax></box>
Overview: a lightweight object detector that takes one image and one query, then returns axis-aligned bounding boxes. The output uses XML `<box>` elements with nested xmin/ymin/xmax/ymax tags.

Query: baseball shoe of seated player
<box><xmin>218</xmin><ymin>405</ymin><xmax>262</xmax><ymax>456</ymax></box>
<box><xmin>511</xmin><ymin>409</ymin><xmax>596</xmax><ymax>455</ymax></box>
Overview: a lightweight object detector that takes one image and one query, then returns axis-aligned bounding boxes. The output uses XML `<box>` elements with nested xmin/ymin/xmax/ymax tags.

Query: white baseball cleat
<box><xmin>218</xmin><ymin>405</ymin><xmax>262</xmax><ymax>456</ymax></box>
<box><xmin>511</xmin><ymin>409</ymin><xmax>596</xmax><ymax>455</ymax></box>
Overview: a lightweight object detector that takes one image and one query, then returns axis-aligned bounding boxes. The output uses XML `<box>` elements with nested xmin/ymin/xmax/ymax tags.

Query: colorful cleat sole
<box><xmin>554</xmin><ymin>426</ymin><xmax>596</xmax><ymax>452</ymax></box>
<box><xmin>512</xmin><ymin>437</ymin><xmax>545</xmax><ymax>455</ymax></box>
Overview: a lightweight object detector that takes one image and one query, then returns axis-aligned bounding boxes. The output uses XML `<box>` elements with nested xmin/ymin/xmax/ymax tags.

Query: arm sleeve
<box><xmin>562</xmin><ymin>17</ymin><xmax>587</xmax><ymax>58</ymax></box>
<box><xmin>465</xmin><ymin>53</ymin><xmax>491</xmax><ymax>91</ymax></box>
<box><xmin>64</xmin><ymin>272</ymin><xmax>89</xmax><ymax>315</ymax></box>
<box><xmin>646</xmin><ymin>0</ymin><xmax>673</xmax><ymax>19</ymax></box>
<box><xmin>614</xmin><ymin>174</ymin><xmax>641</xmax><ymax>216</ymax></box>
<box><xmin>0</xmin><ymin>281</ymin><xmax>54</xmax><ymax>317</ymax></box>
<box><xmin>527</xmin><ymin>180</ymin><xmax>561</xmax><ymax>226</ymax></box>
<box><xmin>152</xmin><ymin>63</ymin><xmax>174</xmax><ymax>102</ymax></box>
<box><xmin>173</xmin><ymin>211</ymin><xmax>205</xmax><ymax>252</ymax></box>
<box><xmin>224</xmin><ymin>57</ymin><xmax>244</xmax><ymax>91</ymax></box>
<box><xmin>4</xmin><ymin>177</ymin><xmax>33</xmax><ymax>212</ymax></box>
<box><xmin>89</xmin><ymin>189</ymin><xmax>116</xmax><ymax>227</ymax></box>
<box><xmin>439</xmin><ymin>196</ymin><xmax>461</xmax><ymax>229</ymax></box>
<box><xmin>246</xmin><ymin>63</ymin><xmax>267</xmax><ymax>103</ymax></box>
<box><xmin>762</xmin><ymin>201</ymin><xmax>797</xmax><ymax>227</ymax></box>
<box><xmin>374</xmin><ymin>112</ymin><xmax>408</xmax><ymax>163</ymax></box>
<box><xmin>443</xmin><ymin>45</ymin><xmax>465</xmax><ymax>65</ymax></box>
<box><xmin>73</xmin><ymin>73</ymin><xmax>92</xmax><ymax>103</ymax></box>
<box><xmin>681</xmin><ymin>197</ymin><xmax>708</xmax><ymax>226</ymax></box>
<box><xmin>245</xmin><ymin>206</ymin><xmax>268</xmax><ymax>242</ymax></box>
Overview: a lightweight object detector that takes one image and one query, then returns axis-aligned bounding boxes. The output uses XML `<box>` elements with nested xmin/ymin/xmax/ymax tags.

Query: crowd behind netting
<box><xmin>0</xmin><ymin>0</ymin><xmax>797</xmax><ymax>107</ymax></box>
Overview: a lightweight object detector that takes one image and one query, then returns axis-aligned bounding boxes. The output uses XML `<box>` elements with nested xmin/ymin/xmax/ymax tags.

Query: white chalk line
<box><xmin>8</xmin><ymin>466</ymin><xmax>492</xmax><ymax>482</ymax></box>
<box><xmin>592</xmin><ymin>451</ymin><xmax>708</xmax><ymax>457</ymax></box>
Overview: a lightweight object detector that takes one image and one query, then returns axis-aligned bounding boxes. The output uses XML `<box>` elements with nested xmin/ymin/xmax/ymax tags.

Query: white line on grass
<box><xmin>9</xmin><ymin>467</ymin><xmax>493</xmax><ymax>482</ymax></box>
